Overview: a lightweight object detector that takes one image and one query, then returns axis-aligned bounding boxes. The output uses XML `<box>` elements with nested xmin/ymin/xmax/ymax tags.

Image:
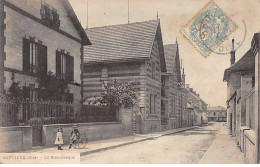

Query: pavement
<box><xmin>199</xmin><ymin>122</ymin><xmax>246</xmax><ymax>164</ymax></box>
<box><xmin>21</xmin><ymin>125</ymin><xmax>199</xmax><ymax>156</ymax></box>
<box><xmin>80</xmin><ymin>122</ymin><xmax>247</xmax><ymax>164</ymax></box>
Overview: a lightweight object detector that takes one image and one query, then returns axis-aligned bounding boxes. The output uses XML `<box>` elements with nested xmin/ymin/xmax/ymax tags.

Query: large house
<box><xmin>161</xmin><ymin>43</ymin><xmax>183</xmax><ymax>129</ymax></box>
<box><xmin>223</xmin><ymin>33</ymin><xmax>259</xmax><ymax>163</ymax></box>
<box><xmin>83</xmin><ymin>19</ymin><xmax>167</xmax><ymax>133</ymax></box>
<box><xmin>0</xmin><ymin>0</ymin><xmax>90</xmax><ymax>113</ymax></box>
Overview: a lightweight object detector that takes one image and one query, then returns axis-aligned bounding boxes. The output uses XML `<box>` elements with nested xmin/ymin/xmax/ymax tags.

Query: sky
<box><xmin>69</xmin><ymin>0</ymin><xmax>260</xmax><ymax>107</ymax></box>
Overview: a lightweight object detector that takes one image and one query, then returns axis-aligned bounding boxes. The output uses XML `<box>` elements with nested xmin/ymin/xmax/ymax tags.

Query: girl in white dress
<box><xmin>54</xmin><ymin>128</ymin><xmax>64</xmax><ymax>150</ymax></box>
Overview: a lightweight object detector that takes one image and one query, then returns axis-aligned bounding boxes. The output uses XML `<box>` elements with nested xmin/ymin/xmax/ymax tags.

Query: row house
<box><xmin>207</xmin><ymin>106</ymin><xmax>227</xmax><ymax>122</ymax></box>
<box><xmin>223</xmin><ymin>33</ymin><xmax>259</xmax><ymax>163</ymax></box>
<box><xmin>83</xmin><ymin>19</ymin><xmax>167</xmax><ymax>133</ymax></box>
<box><xmin>0</xmin><ymin>0</ymin><xmax>91</xmax><ymax>116</ymax></box>
<box><xmin>185</xmin><ymin>85</ymin><xmax>208</xmax><ymax>126</ymax></box>
<box><xmin>161</xmin><ymin>43</ymin><xmax>183</xmax><ymax>129</ymax></box>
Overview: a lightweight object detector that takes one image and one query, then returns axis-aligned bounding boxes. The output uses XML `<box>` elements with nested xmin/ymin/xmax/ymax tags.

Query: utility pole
<box><xmin>86</xmin><ymin>0</ymin><xmax>89</xmax><ymax>29</ymax></box>
<box><xmin>128</xmin><ymin>0</ymin><xmax>130</xmax><ymax>24</ymax></box>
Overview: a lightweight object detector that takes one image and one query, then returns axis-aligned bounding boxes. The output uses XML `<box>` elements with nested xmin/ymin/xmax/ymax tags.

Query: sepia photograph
<box><xmin>0</xmin><ymin>0</ymin><xmax>259</xmax><ymax>164</ymax></box>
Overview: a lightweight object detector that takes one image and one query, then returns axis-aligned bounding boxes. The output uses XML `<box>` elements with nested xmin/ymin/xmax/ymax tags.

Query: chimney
<box><xmin>182</xmin><ymin>68</ymin><xmax>185</xmax><ymax>87</ymax></box>
<box><xmin>230</xmin><ymin>38</ymin><xmax>235</xmax><ymax>66</ymax></box>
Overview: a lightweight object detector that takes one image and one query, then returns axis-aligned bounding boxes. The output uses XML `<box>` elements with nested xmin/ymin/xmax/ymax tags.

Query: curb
<box><xmin>80</xmin><ymin>126</ymin><xmax>199</xmax><ymax>156</ymax></box>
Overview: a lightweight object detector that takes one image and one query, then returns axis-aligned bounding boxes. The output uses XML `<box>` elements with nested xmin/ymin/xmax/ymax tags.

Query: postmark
<box><xmin>180</xmin><ymin>0</ymin><xmax>238</xmax><ymax>58</ymax></box>
<box><xmin>202</xmin><ymin>19</ymin><xmax>246</xmax><ymax>55</ymax></box>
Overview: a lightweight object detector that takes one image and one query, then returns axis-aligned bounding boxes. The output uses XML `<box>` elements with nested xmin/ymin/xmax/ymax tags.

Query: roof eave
<box><xmin>84</xmin><ymin>57</ymin><xmax>149</xmax><ymax>65</ymax></box>
<box><xmin>62</xmin><ymin>0</ymin><xmax>91</xmax><ymax>45</ymax></box>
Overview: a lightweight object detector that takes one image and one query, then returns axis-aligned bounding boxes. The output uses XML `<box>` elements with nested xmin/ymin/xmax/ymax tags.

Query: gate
<box><xmin>32</xmin><ymin>126</ymin><xmax>42</xmax><ymax>147</ymax></box>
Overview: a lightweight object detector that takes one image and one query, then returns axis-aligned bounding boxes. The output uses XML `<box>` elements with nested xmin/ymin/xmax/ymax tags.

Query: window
<box><xmin>56</xmin><ymin>51</ymin><xmax>74</xmax><ymax>81</ymax></box>
<box><xmin>23</xmin><ymin>38</ymin><xmax>47</xmax><ymax>76</ymax></box>
<box><xmin>150</xmin><ymin>94</ymin><xmax>153</xmax><ymax>114</ymax></box>
<box><xmin>40</xmin><ymin>4</ymin><xmax>60</xmax><ymax>28</ymax></box>
<box><xmin>154</xmin><ymin>95</ymin><xmax>157</xmax><ymax>113</ymax></box>
<box><xmin>152</xmin><ymin>62</ymin><xmax>156</xmax><ymax>79</ymax></box>
<box><xmin>214</xmin><ymin>112</ymin><xmax>216</xmax><ymax>116</ymax></box>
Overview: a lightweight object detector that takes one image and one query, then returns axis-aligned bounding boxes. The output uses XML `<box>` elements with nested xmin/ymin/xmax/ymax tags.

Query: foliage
<box><xmin>38</xmin><ymin>71</ymin><xmax>69</xmax><ymax>93</ymax></box>
<box><xmin>7</xmin><ymin>81</ymin><xmax>24</xmax><ymax>99</ymax></box>
<box><xmin>83</xmin><ymin>79</ymin><xmax>139</xmax><ymax>109</ymax></box>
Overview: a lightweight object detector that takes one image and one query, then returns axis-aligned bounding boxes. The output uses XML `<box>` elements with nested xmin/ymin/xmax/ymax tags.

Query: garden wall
<box><xmin>0</xmin><ymin>126</ymin><xmax>32</xmax><ymax>152</ymax></box>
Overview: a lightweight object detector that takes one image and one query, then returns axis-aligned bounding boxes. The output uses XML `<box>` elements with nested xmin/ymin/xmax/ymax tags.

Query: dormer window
<box><xmin>40</xmin><ymin>4</ymin><xmax>60</xmax><ymax>28</ymax></box>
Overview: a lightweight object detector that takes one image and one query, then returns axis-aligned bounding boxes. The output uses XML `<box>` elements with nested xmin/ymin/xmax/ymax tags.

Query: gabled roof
<box><xmin>61</xmin><ymin>0</ymin><xmax>91</xmax><ymax>45</ymax></box>
<box><xmin>83</xmin><ymin>19</ymin><xmax>166</xmax><ymax>72</ymax></box>
<box><xmin>223</xmin><ymin>49</ymin><xmax>254</xmax><ymax>81</ymax></box>
<box><xmin>164</xmin><ymin>44</ymin><xmax>177</xmax><ymax>73</ymax></box>
<box><xmin>207</xmin><ymin>106</ymin><xmax>226</xmax><ymax>111</ymax></box>
<box><xmin>164</xmin><ymin>43</ymin><xmax>182</xmax><ymax>82</ymax></box>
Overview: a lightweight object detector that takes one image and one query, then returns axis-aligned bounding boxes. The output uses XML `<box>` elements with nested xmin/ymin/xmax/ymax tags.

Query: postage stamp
<box><xmin>180</xmin><ymin>0</ymin><xmax>238</xmax><ymax>58</ymax></box>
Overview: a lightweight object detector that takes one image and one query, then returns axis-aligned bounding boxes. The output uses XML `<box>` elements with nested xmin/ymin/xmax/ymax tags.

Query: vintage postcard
<box><xmin>0</xmin><ymin>0</ymin><xmax>260</xmax><ymax>164</ymax></box>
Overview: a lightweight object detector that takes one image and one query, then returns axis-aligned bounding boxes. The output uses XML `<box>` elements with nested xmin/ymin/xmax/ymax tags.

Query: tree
<box><xmin>83</xmin><ymin>79</ymin><xmax>139</xmax><ymax>109</ymax></box>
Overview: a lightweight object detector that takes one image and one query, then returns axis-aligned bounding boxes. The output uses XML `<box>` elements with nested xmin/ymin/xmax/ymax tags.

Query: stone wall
<box><xmin>42</xmin><ymin>107</ymin><xmax>133</xmax><ymax>147</ymax></box>
<box><xmin>0</xmin><ymin>126</ymin><xmax>32</xmax><ymax>152</ymax></box>
<box><xmin>42</xmin><ymin>122</ymin><xmax>126</xmax><ymax>147</ymax></box>
<box><xmin>244</xmin><ymin>130</ymin><xmax>256</xmax><ymax>163</ymax></box>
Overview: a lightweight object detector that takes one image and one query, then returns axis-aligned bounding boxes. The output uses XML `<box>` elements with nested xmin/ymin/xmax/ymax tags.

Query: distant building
<box><xmin>186</xmin><ymin>85</ymin><xmax>208</xmax><ymax>126</ymax></box>
<box><xmin>207</xmin><ymin>106</ymin><xmax>227</xmax><ymax>122</ymax></box>
<box><xmin>83</xmin><ymin>19</ymin><xmax>167</xmax><ymax>133</ymax></box>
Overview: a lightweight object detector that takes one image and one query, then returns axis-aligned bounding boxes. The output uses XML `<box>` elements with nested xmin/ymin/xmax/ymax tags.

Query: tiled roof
<box><xmin>207</xmin><ymin>106</ymin><xmax>226</xmax><ymax>111</ymax></box>
<box><xmin>84</xmin><ymin>20</ymin><xmax>162</xmax><ymax>65</ymax></box>
<box><xmin>164</xmin><ymin>44</ymin><xmax>178</xmax><ymax>74</ymax></box>
<box><xmin>223</xmin><ymin>49</ymin><xmax>254</xmax><ymax>81</ymax></box>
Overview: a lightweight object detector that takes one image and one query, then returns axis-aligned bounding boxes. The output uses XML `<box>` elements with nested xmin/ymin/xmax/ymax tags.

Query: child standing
<box><xmin>54</xmin><ymin>127</ymin><xmax>64</xmax><ymax>150</ymax></box>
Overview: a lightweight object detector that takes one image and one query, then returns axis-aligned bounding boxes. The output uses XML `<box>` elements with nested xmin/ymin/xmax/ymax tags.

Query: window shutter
<box><xmin>38</xmin><ymin>44</ymin><xmax>47</xmax><ymax>77</ymax></box>
<box><xmin>23</xmin><ymin>38</ymin><xmax>30</xmax><ymax>73</ymax></box>
<box><xmin>23</xmin><ymin>86</ymin><xmax>30</xmax><ymax>99</ymax></box>
<box><xmin>66</xmin><ymin>55</ymin><xmax>74</xmax><ymax>82</ymax></box>
<box><xmin>66</xmin><ymin>93</ymin><xmax>74</xmax><ymax>103</ymax></box>
<box><xmin>56</xmin><ymin>51</ymin><xmax>61</xmax><ymax>78</ymax></box>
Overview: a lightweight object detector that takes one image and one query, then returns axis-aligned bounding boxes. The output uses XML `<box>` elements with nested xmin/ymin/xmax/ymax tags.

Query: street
<box><xmin>81</xmin><ymin>122</ymin><xmax>246</xmax><ymax>164</ymax></box>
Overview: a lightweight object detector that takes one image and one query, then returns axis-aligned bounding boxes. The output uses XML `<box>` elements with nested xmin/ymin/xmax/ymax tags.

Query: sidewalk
<box><xmin>199</xmin><ymin>123</ymin><xmax>246</xmax><ymax>164</ymax></box>
<box><xmin>21</xmin><ymin>126</ymin><xmax>198</xmax><ymax>156</ymax></box>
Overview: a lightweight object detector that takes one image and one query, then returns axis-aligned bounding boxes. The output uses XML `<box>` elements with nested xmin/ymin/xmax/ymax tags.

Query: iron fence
<box><xmin>0</xmin><ymin>96</ymin><xmax>74</xmax><ymax>127</ymax></box>
<box><xmin>0</xmin><ymin>96</ymin><xmax>118</xmax><ymax>127</ymax></box>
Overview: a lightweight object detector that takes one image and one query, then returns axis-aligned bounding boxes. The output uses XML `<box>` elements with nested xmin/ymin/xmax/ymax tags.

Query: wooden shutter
<box><xmin>23</xmin><ymin>38</ymin><xmax>30</xmax><ymax>73</ymax></box>
<box><xmin>38</xmin><ymin>44</ymin><xmax>47</xmax><ymax>77</ymax></box>
<box><xmin>23</xmin><ymin>86</ymin><xmax>30</xmax><ymax>99</ymax></box>
<box><xmin>56</xmin><ymin>51</ymin><xmax>61</xmax><ymax>78</ymax></box>
<box><xmin>66</xmin><ymin>93</ymin><xmax>74</xmax><ymax>103</ymax></box>
<box><xmin>66</xmin><ymin>55</ymin><xmax>74</xmax><ymax>82</ymax></box>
